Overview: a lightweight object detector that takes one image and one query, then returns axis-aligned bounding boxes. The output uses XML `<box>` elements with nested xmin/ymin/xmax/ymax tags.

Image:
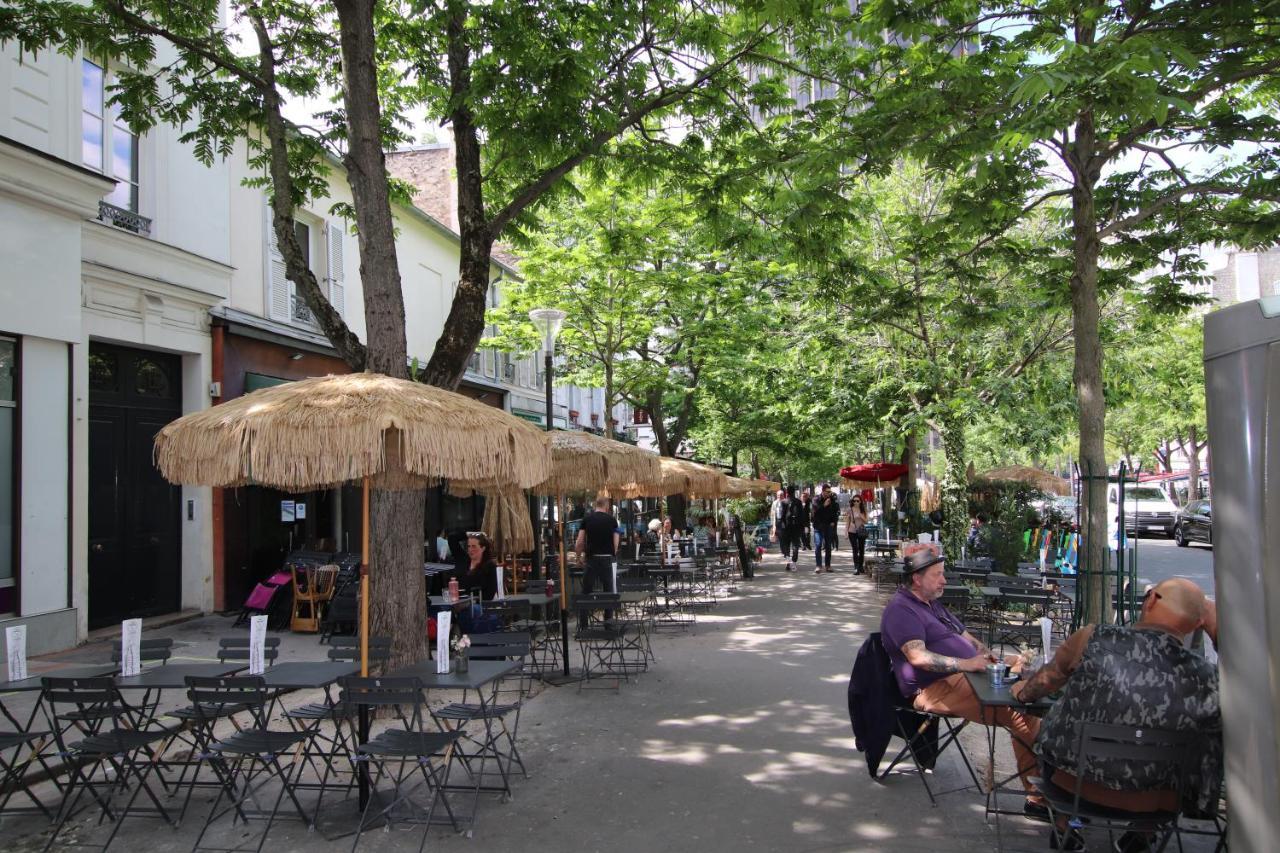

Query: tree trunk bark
<box><xmin>248</xmin><ymin>13</ymin><xmax>366</xmax><ymax>371</ymax></box>
<box><xmin>334</xmin><ymin>0</ymin><xmax>424</xmax><ymax>667</ymax></box>
<box><xmin>937</xmin><ymin>413</ymin><xmax>969</xmax><ymax>559</ymax></box>
<box><xmin>422</xmin><ymin>5</ymin><xmax>495</xmax><ymax>389</ymax></box>
<box><xmin>1069</xmin><ymin>107</ymin><xmax>1112</xmax><ymax>626</ymax></box>
<box><xmin>1187</xmin><ymin>425</ymin><xmax>1202</xmax><ymax>501</ymax></box>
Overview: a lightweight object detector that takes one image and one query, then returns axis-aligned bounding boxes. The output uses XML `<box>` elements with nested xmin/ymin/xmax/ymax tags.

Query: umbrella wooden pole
<box><xmin>558</xmin><ymin>493</ymin><xmax>570</xmax><ymax>676</ymax></box>
<box><xmin>358</xmin><ymin>475</ymin><xmax>370</xmax><ymax>809</ymax></box>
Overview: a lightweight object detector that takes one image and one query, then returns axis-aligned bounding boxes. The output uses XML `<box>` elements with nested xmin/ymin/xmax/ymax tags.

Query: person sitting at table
<box><xmin>458</xmin><ymin>531</ymin><xmax>500</xmax><ymax>600</ymax></box>
<box><xmin>1011</xmin><ymin>578</ymin><xmax>1220</xmax><ymax>852</ymax></box>
<box><xmin>880</xmin><ymin>545</ymin><xmax>1046</xmax><ymax>818</ymax></box>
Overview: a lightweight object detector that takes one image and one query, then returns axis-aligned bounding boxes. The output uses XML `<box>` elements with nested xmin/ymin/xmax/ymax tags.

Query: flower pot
<box><xmin>455</xmin><ymin>653</ymin><xmax>469</xmax><ymax>674</ymax></box>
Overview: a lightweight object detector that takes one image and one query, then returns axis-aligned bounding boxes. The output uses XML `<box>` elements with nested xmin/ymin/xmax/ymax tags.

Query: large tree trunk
<box><xmin>1187</xmin><ymin>425</ymin><xmax>1202</xmax><ymax>501</ymax></box>
<box><xmin>334</xmin><ymin>0</ymin><xmax>424</xmax><ymax>667</ymax></box>
<box><xmin>936</xmin><ymin>412</ymin><xmax>969</xmax><ymax>559</ymax></box>
<box><xmin>1069</xmin><ymin>107</ymin><xmax>1112</xmax><ymax>627</ymax></box>
<box><xmin>422</xmin><ymin>5</ymin><xmax>494</xmax><ymax>389</ymax></box>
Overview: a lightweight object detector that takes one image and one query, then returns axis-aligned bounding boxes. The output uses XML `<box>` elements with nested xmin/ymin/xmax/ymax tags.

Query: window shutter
<box><xmin>326</xmin><ymin>221</ymin><xmax>345</xmax><ymax>317</ymax></box>
<box><xmin>264</xmin><ymin>205</ymin><xmax>290</xmax><ymax>322</ymax></box>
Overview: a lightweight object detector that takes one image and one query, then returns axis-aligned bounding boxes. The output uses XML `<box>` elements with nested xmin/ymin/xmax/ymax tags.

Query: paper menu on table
<box><xmin>120</xmin><ymin>619</ymin><xmax>142</xmax><ymax>677</ymax></box>
<box><xmin>494</xmin><ymin>566</ymin><xmax>505</xmax><ymax>600</ymax></box>
<box><xmin>248</xmin><ymin>615</ymin><xmax>268</xmax><ymax>675</ymax></box>
<box><xmin>611</xmin><ymin>560</ymin><xmax>618</xmax><ymax>593</ymax></box>
<box><xmin>1040</xmin><ymin>616</ymin><xmax>1053</xmax><ymax>658</ymax></box>
<box><xmin>5</xmin><ymin>625</ymin><xmax>27</xmax><ymax>681</ymax></box>
<box><xmin>435</xmin><ymin>611</ymin><xmax>451</xmax><ymax>674</ymax></box>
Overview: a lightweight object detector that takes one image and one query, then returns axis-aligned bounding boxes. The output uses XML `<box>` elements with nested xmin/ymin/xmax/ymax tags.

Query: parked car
<box><xmin>1174</xmin><ymin>499</ymin><xmax>1213</xmax><ymax>547</ymax></box>
<box><xmin>1108</xmin><ymin>483</ymin><xmax>1179</xmax><ymax>537</ymax></box>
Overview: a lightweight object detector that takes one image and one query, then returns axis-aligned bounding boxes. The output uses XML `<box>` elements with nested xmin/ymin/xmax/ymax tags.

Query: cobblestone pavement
<box><xmin>5</xmin><ymin>546</ymin><xmax>1222</xmax><ymax>852</ymax></box>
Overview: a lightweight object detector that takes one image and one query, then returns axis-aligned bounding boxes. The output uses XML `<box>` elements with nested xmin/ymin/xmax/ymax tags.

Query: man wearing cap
<box><xmin>1011</xmin><ymin>578</ymin><xmax>1220</xmax><ymax>851</ymax></box>
<box><xmin>880</xmin><ymin>546</ymin><xmax>1044</xmax><ymax>817</ymax></box>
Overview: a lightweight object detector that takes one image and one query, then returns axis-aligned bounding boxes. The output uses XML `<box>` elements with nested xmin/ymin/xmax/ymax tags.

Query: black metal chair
<box><xmin>183</xmin><ymin>675</ymin><xmax>313</xmax><ymax>853</ymax></box>
<box><xmin>432</xmin><ymin>638</ymin><xmax>531</xmax><ymax>801</ymax></box>
<box><xmin>0</xmin><ymin>729</ymin><xmax>52</xmax><ymax>821</ymax></box>
<box><xmin>41</xmin><ymin>676</ymin><xmax>176</xmax><ymax>851</ymax></box>
<box><xmin>281</xmin><ymin>637</ymin><xmax>391</xmax><ymax>824</ymax></box>
<box><xmin>572</xmin><ymin>593</ymin><xmax>632</xmax><ymax>691</ymax></box>
<box><xmin>342</xmin><ymin>676</ymin><xmax>462</xmax><ymax>851</ymax></box>
<box><xmin>1036</xmin><ymin>722</ymin><xmax>1196</xmax><ymax>852</ymax></box>
<box><xmin>878</xmin><ymin>695</ymin><xmax>982</xmax><ymax>805</ymax></box>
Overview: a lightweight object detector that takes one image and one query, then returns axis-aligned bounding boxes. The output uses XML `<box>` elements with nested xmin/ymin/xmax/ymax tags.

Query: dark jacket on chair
<box><xmin>848</xmin><ymin>632</ymin><xmax>939</xmax><ymax>776</ymax></box>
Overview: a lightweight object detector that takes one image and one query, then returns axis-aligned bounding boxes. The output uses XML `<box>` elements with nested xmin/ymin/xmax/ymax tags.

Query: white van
<box><xmin>1107</xmin><ymin>482</ymin><xmax>1180</xmax><ymax>537</ymax></box>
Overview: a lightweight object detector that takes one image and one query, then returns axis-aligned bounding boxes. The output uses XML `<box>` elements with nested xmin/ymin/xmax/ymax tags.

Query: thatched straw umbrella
<box><xmin>530</xmin><ymin>431</ymin><xmax>662</xmax><ymax>677</ymax></box>
<box><xmin>479</xmin><ymin>487</ymin><xmax>536</xmax><ymax>563</ymax></box>
<box><xmin>976</xmin><ymin>465</ymin><xmax>1071</xmax><ymax>497</ymax></box>
<box><xmin>153</xmin><ymin>372</ymin><xmax>552</xmax><ymax>676</ymax></box>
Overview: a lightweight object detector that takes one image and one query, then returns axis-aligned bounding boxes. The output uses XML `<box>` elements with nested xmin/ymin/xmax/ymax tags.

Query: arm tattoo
<box><xmin>903</xmin><ymin>640</ymin><xmax>958</xmax><ymax>674</ymax></box>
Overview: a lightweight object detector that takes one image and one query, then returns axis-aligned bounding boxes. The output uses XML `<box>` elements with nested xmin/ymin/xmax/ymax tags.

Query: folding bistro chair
<box><xmin>282</xmin><ymin>637</ymin><xmax>391</xmax><ymax>825</ymax></box>
<box><xmin>855</xmin><ymin>635</ymin><xmax>980</xmax><ymax>805</ymax></box>
<box><xmin>342</xmin><ymin>676</ymin><xmax>462</xmax><ymax>851</ymax></box>
<box><xmin>183</xmin><ymin>675</ymin><xmax>313</xmax><ymax>853</ymax></box>
<box><xmin>1036</xmin><ymin>722</ymin><xmax>1196</xmax><ymax>852</ymax></box>
<box><xmin>572</xmin><ymin>592</ymin><xmax>632</xmax><ymax>692</ymax></box>
<box><xmin>431</xmin><ymin>637</ymin><xmax>531</xmax><ymax>801</ymax></box>
<box><xmin>41</xmin><ymin>676</ymin><xmax>176</xmax><ymax>851</ymax></box>
<box><xmin>0</xmin><ymin>728</ymin><xmax>53</xmax><ymax>821</ymax></box>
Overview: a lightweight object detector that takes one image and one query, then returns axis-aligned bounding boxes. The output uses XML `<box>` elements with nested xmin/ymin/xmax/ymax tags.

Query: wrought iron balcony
<box><xmin>97</xmin><ymin>201</ymin><xmax>151</xmax><ymax>235</ymax></box>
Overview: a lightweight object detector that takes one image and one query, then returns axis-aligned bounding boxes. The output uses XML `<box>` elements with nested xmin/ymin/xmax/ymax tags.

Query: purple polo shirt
<box><xmin>880</xmin><ymin>587</ymin><xmax>977</xmax><ymax>697</ymax></box>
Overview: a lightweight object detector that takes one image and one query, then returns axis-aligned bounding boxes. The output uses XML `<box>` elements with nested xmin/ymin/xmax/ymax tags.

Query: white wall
<box><xmin>19</xmin><ymin>337</ymin><xmax>69</xmax><ymax>616</ymax></box>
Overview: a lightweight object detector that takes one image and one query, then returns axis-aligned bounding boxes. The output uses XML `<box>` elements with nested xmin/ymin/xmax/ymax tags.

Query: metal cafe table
<box><xmin>0</xmin><ymin>662</ymin><xmax>120</xmax><ymax>812</ymax></box>
<box><xmin>963</xmin><ymin>670</ymin><xmax>1054</xmax><ymax>852</ymax></box>
<box><xmin>384</xmin><ymin>658</ymin><xmax>524</xmax><ymax>827</ymax></box>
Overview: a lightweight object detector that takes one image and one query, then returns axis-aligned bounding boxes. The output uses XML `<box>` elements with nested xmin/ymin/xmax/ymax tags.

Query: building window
<box><xmin>82</xmin><ymin>59</ymin><xmax>139</xmax><ymax>213</ymax></box>
<box><xmin>0</xmin><ymin>337</ymin><xmax>15</xmax><ymax>595</ymax></box>
<box><xmin>289</xmin><ymin>220</ymin><xmax>314</xmax><ymax>325</ymax></box>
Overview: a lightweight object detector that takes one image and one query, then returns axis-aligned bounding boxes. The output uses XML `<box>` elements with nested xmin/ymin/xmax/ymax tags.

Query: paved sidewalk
<box><xmin>5</xmin><ymin>546</ymin><xmax>1220</xmax><ymax>852</ymax></box>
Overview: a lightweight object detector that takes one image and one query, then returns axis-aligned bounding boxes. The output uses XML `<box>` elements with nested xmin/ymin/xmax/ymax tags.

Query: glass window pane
<box><xmin>82</xmin><ymin>114</ymin><xmax>103</xmax><ymax>169</ymax></box>
<box><xmin>134</xmin><ymin>357</ymin><xmax>172</xmax><ymax>398</ymax></box>
<box><xmin>104</xmin><ymin>179</ymin><xmax>131</xmax><ymax>209</ymax></box>
<box><xmin>0</xmin><ymin>340</ymin><xmax>13</xmax><ymax>401</ymax></box>
<box><xmin>112</xmin><ymin>129</ymin><xmax>136</xmax><ymax>182</ymax></box>
<box><xmin>82</xmin><ymin>59</ymin><xmax>103</xmax><ymax>116</ymax></box>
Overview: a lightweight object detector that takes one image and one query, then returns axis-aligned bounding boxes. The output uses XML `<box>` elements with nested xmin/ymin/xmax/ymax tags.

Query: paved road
<box><xmin>1130</xmin><ymin>534</ymin><xmax>1215</xmax><ymax>598</ymax></box>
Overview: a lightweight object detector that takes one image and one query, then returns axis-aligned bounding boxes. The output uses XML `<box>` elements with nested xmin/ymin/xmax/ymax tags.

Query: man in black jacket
<box><xmin>811</xmin><ymin>483</ymin><xmax>840</xmax><ymax>573</ymax></box>
<box><xmin>770</xmin><ymin>488</ymin><xmax>802</xmax><ymax>572</ymax></box>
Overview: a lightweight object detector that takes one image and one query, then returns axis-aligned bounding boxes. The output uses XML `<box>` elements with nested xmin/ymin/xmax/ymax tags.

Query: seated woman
<box><xmin>458</xmin><ymin>532</ymin><xmax>500</xmax><ymax>600</ymax></box>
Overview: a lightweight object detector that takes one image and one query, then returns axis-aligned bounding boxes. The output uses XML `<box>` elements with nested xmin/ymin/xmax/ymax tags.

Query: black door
<box><xmin>88</xmin><ymin>344</ymin><xmax>182</xmax><ymax>629</ymax></box>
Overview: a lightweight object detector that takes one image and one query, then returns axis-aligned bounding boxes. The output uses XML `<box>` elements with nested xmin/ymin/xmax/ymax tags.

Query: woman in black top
<box><xmin>458</xmin><ymin>532</ymin><xmax>499</xmax><ymax>600</ymax></box>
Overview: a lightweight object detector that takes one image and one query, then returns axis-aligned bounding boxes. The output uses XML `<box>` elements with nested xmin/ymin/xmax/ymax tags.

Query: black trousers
<box><xmin>778</xmin><ymin>529</ymin><xmax>800</xmax><ymax>563</ymax></box>
<box><xmin>849</xmin><ymin>533</ymin><xmax>866</xmax><ymax>573</ymax></box>
<box><xmin>800</xmin><ymin>526</ymin><xmax>812</xmax><ymax>550</ymax></box>
<box><xmin>579</xmin><ymin>554</ymin><xmax>615</xmax><ymax>624</ymax></box>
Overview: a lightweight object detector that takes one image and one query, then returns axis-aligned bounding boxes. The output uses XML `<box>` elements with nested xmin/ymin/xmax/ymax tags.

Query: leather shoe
<box><xmin>1114</xmin><ymin>830</ymin><xmax>1155</xmax><ymax>853</ymax></box>
<box><xmin>1023</xmin><ymin>800</ymin><xmax>1051</xmax><ymax>823</ymax></box>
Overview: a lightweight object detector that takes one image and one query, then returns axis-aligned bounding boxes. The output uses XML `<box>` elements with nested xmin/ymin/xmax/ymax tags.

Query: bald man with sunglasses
<box><xmin>1012</xmin><ymin>578</ymin><xmax>1220</xmax><ymax>849</ymax></box>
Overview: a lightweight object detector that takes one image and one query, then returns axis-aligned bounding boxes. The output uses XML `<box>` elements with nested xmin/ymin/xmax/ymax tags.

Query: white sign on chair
<box><xmin>435</xmin><ymin>611</ymin><xmax>452</xmax><ymax>674</ymax></box>
<box><xmin>249</xmin><ymin>615</ymin><xmax>268</xmax><ymax>675</ymax></box>
<box><xmin>120</xmin><ymin>619</ymin><xmax>142</xmax><ymax>677</ymax></box>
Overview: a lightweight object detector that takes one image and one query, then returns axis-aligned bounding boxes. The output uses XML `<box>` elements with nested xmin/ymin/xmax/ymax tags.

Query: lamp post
<box><xmin>529</xmin><ymin>308</ymin><xmax>572</xmax><ymax>676</ymax></box>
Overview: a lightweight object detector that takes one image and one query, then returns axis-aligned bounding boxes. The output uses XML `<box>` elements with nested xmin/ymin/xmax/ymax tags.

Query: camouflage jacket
<box><xmin>1036</xmin><ymin>624</ymin><xmax>1221</xmax><ymax>814</ymax></box>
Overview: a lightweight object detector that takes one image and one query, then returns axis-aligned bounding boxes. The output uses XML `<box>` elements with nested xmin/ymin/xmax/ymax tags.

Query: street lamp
<box><xmin>529</xmin><ymin>308</ymin><xmax>573</xmax><ymax>677</ymax></box>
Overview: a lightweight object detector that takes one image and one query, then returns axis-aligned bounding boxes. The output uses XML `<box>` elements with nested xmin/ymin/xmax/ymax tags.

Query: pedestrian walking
<box><xmin>798</xmin><ymin>489</ymin><xmax>813</xmax><ymax>550</ymax></box>
<box><xmin>846</xmin><ymin>499</ymin><xmax>868</xmax><ymax>574</ymax></box>
<box><xmin>770</xmin><ymin>487</ymin><xmax>802</xmax><ymax>571</ymax></box>
<box><xmin>811</xmin><ymin>483</ymin><xmax>839</xmax><ymax>573</ymax></box>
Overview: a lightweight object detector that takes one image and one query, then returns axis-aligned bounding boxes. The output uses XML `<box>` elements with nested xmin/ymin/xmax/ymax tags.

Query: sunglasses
<box><xmin>1143</xmin><ymin>587</ymin><xmax>1162</xmax><ymax>604</ymax></box>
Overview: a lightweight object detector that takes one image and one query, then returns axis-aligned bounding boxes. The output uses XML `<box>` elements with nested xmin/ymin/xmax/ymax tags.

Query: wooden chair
<box><xmin>291</xmin><ymin>564</ymin><xmax>338</xmax><ymax>633</ymax></box>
